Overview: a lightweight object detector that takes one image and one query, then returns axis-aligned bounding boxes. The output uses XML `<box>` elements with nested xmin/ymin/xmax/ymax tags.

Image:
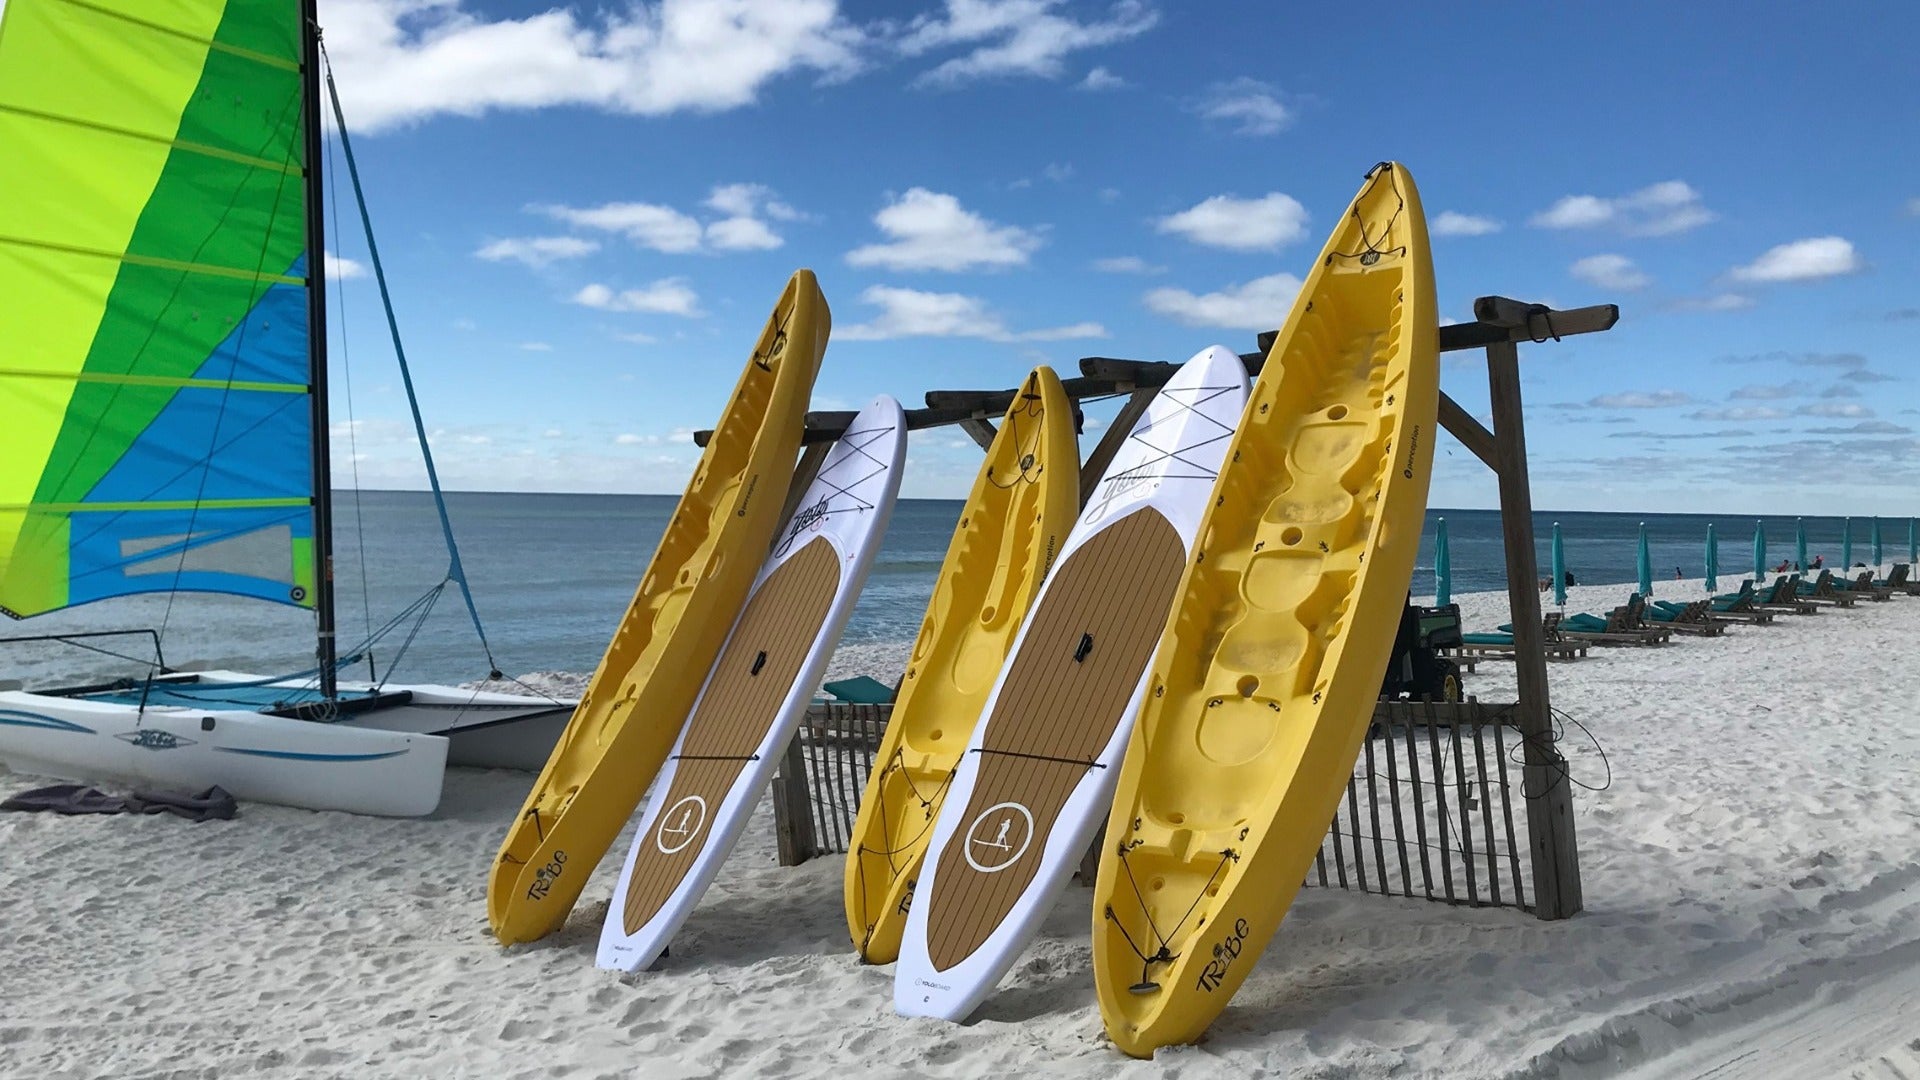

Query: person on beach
<box><xmin>1563</xmin><ymin>569</ymin><xmax>1576</xmax><ymax>587</ymax></box>
<box><xmin>1812</xmin><ymin>554</ymin><xmax>1824</xmax><ymax>569</ymax></box>
<box><xmin>1674</xmin><ymin>566</ymin><xmax>1684</xmax><ymax>580</ymax></box>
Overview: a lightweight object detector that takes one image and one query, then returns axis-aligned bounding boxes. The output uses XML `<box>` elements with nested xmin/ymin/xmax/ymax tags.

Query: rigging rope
<box><xmin>319</xmin><ymin>42</ymin><xmax>501</xmax><ymax>680</ymax></box>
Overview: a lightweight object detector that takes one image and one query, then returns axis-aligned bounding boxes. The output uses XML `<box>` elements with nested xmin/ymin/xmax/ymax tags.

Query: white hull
<box><xmin>0</xmin><ymin>671</ymin><xmax>576</xmax><ymax>816</ymax></box>
<box><xmin>896</xmin><ymin>346</ymin><xmax>1249</xmax><ymax>1020</ymax></box>
<box><xmin>598</xmin><ymin>396</ymin><xmax>907</xmax><ymax>973</ymax></box>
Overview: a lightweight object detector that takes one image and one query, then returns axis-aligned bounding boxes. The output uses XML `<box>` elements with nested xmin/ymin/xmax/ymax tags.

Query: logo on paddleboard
<box><xmin>963</xmin><ymin>802</ymin><xmax>1034</xmax><ymax>873</ymax></box>
<box><xmin>116</xmin><ymin>729</ymin><xmax>196</xmax><ymax>751</ymax></box>
<box><xmin>655</xmin><ymin>795</ymin><xmax>708</xmax><ymax>855</ymax></box>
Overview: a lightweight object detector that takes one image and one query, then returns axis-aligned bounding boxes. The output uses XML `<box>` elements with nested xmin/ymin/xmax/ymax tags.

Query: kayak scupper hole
<box><xmin>1327</xmin><ymin>404</ymin><xmax>1348</xmax><ymax>420</ymax></box>
<box><xmin>1150</xmin><ymin>877</ymin><xmax>1165</xmax><ymax>892</ymax></box>
<box><xmin>1166</xmin><ymin>811</ymin><xmax>1186</xmax><ymax>825</ymax></box>
<box><xmin>678</xmin><ymin>569</ymin><xmax>691</xmax><ymax>585</ymax></box>
<box><xmin>1237</xmin><ymin>676</ymin><xmax>1259</xmax><ymax>698</ymax></box>
<box><xmin>929</xmin><ymin>729</ymin><xmax>943</xmax><ymax>742</ymax></box>
<box><xmin>980</xmin><ymin>605</ymin><xmax>997</xmax><ymax>623</ymax></box>
<box><xmin>1281</xmin><ymin>526</ymin><xmax>1304</xmax><ymax>546</ymax></box>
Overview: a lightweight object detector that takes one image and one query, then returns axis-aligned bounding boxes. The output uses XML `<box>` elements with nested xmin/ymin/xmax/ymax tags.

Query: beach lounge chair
<box><xmin>1644</xmin><ymin>598</ymin><xmax>1726</xmax><ymax>636</ymax></box>
<box><xmin>1452</xmin><ymin>612</ymin><xmax>1590</xmax><ymax>661</ymax></box>
<box><xmin>1832</xmin><ymin>569</ymin><xmax>1891</xmax><ymax>602</ymax></box>
<box><xmin>1752</xmin><ymin>575</ymin><xmax>1819</xmax><ymax>615</ymax></box>
<box><xmin>1698</xmin><ymin>579</ymin><xmax>1777</xmax><ymax>624</ymax></box>
<box><xmin>822</xmin><ymin>675</ymin><xmax>898</xmax><ymax>705</ymax></box>
<box><xmin>1872</xmin><ymin>563</ymin><xmax>1915</xmax><ymax>595</ymax></box>
<box><xmin>1793</xmin><ymin>569</ymin><xmax>1858</xmax><ymax>608</ymax></box>
<box><xmin>1539</xmin><ymin>594</ymin><xmax>1672</xmax><ymax>646</ymax></box>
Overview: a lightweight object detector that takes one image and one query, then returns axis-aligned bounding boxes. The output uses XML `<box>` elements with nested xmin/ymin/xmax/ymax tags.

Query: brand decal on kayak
<box><xmin>116</xmin><ymin>729</ymin><xmax>196</xmax><ymax>751</ymax></box>
<box><xmin>1195</xmin><ymin>917</ymin><xmax>1251</xmax><ymax>993</ymax></box>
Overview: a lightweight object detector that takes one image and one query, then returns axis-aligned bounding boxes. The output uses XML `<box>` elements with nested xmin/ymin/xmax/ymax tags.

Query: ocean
<box><xmin>3</xmin><ymin>490</ymin><xmax>1912</xmax><ymax>687</ymax></box>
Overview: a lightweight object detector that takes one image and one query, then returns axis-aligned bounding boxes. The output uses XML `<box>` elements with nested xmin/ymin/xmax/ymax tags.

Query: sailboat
<box><xmin>0</xmin><ymin>0</ymin><xmax>573</xmax><ymax>815</ymax></box>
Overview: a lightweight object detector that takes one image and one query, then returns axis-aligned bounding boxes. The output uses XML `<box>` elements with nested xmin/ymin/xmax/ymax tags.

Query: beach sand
<box><xmin>3</xmin><ymin>575</ymin><xmax>1917</xmax><ymax>1078</ymax></box>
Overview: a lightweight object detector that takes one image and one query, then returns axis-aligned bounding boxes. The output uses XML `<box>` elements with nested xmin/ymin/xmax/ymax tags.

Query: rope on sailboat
<box><xmin>317</xmin><ymin>41</ymin><xmax>502</xmax><ymax>682</ymax></box>
<box><xmin>324</xmin><ymin>119</ymin><xmax>378</xmax><ymax>681</ymax></box>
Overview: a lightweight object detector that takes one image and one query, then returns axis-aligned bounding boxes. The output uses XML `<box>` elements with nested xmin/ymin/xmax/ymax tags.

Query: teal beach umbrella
<box><xmin>1842</xmin><ymin>516</ymin><xmax>1853</xmax><ymax>569</ymax></box>
<box><xmin>1637</xmin><ymin>521</ymin><xmax>1652</xmax><ymax>595</ymax></box>
<box><xmin>1552</xmin><ymin>522</ymin><xmax>1566</xmax><ymax>607</ymax></box>
<box><xmin>1910</xmin><ymin>518</ymin><xmax>1917</xmax><ymax>565</ymax></box>
<box><xmin>1872</xmin><ymin>517</ymin><xmax>1882</xmax><ymax>568</ymax></box>
<box><xmin>1434</xmin><ymin>517</ymin><xmax>1452</xmax><ymax>607</ymax></box>
<box><xmin>1705</xmin><ymin>523</ymin><xmax>1718</xmax><ymax>592</ymax></box>
<box><xmin>1795</xmin><ymin>517</ymin><xmax>1807</xmax><ymax>572</ymax></box>
<box><xmin>1753</xmin><ymin>520</ymin><xmax>1766</xmax><ymax>579</ymax></box>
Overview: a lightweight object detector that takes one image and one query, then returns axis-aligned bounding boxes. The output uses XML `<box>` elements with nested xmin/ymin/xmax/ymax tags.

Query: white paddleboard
<box><xmin>598</xmin><ymin>394</ymin><xmax>905</xmax><ymax>972</ymax></box>
<box><xmin>895</xmin><ymin>346</ymin><xmax>1248</xmax><ymax>1020</ymax></box>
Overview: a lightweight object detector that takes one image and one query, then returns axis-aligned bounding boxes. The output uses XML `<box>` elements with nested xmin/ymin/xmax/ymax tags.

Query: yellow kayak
<box><xmin>489</xmin><ymin>270</ymin><xmax>827</xmax><ymax>944</ymax></box>
<box><xmin>843</xmin><ymin>366</ymin><xmax>1080</xmax><ymax>963</ymax></box>
<box><xmin>1092</xmin><ymin>162</ymin><xmax>1439</xmax><ymax>1056</ymax></box>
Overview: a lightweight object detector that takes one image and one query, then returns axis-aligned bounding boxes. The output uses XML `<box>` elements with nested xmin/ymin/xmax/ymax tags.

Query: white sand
<box><xmin>3</xmin><ymin>575</ymin><xmax>1917</xmax><ymax>1078</ymax></box>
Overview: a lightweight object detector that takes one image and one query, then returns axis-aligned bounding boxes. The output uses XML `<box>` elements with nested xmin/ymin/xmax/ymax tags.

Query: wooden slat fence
<box><xmin>771</xmin><ymin>696</ymin><xmax>1532</xmax><ymax>914</ymax></box>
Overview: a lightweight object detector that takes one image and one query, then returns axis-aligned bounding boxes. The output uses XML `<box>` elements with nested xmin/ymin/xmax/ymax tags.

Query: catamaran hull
<box><xmin>0</xmin><ymin>690</ymin><xmax>448</xmax><ymax>817</ymax></box>
<box><xmin>181</xmin><ymin>671</ymin><xmax>576</xmax><ymax>772</ymax></box>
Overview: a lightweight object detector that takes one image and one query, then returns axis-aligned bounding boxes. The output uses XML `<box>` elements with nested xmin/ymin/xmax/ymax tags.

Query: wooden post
<box><xmin>958</xmin><ymin>417</ymin><xmax>998</xmax><ymax>451</ymax></box>
<box><xmin>1485</xmin><ymin>338</ymin><xmax>1583</xmax><ymax>919</ymax></box>
<box><xmin>774</xmin><ymin>442</ymin><xmax>831</xmax><ymax>542</ymax></box>
<box><xmin>773</xmin><ymin>726</ymin><xmax>816</xmax><ymax>866</ymax></box>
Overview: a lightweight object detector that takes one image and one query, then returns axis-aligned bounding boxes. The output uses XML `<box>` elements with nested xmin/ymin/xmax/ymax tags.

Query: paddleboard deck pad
<box><xmin>1092</xmin><ymin>162</ymin><xmax>1440</xmax><ymax>1057</ymax></box>
<box><xmin>599</xmin><ymin>395</ymin><xmax>905</xmax><ymax>972</ymax></box>
<box><xmin>896</xmin><ymin>346</ymin><xmax>1248</xmax><ymax>1021</ymax></box>
<box><xmin>490</xmin><ymin>270</ymin><xmax>826</xmax><ymax>945</ymax></box>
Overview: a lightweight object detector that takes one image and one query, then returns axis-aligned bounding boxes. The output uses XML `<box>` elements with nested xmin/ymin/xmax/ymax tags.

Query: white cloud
<box><xmin>540</xmin><ymin>201</ymin><xmax>704</xmax><ymax>252</ymax></box>
<box><xmin>327</xmin><ymin>254</ymin><xmax>368</xmax><ymax>280</ymax></box>
<box><xmin>1079</xmin><ymin>66</ymin><xmax>1124</xmax><ymax>90</ymax></box>
<box><xmin>1530</xmin><ymin>180</ymin><xmax>1715</xmax><ymax>236</ymax></box>
<box><xmin>1589</xmin><ymin>390</ymin><xmax>1691</xmax><ymax>408</ymax></box>
<box><xmin>1092</xmin><ymin>255</ymin><xmax>1163</xmax><ymax>274</ymax></box>
<box><xmin>475</xmin><ymin>235</ymin><xmax>600</xmax><ymax>267</ymax></box>
<box><xmin>543</xmin><ymin>428</ymin><xmax>565</xmax><ymax>438</ymax></box>
<box><xmin>1196</xmin><ymin>77</ymin><xmax>1290</xmax><ymax>136</ymax></box>
<box><xmin>1689</xmin><ymin>406</ymin><xmax>1786</xmax><ymax>422</ymax></box>
<box><xmin>845</xmin><ymin>188</ymin><xmax>1041</xmax><ymax>271</ymax></box>
<box><xmin>571</xmin><ymin>279</ymin><xmax>702</xmax><ymax>316</ymax></box>
<box><xmin>1905</xmin><ymin>197</ymin><xmax>1920</xmax><ymax>218</ymax></box>
<box><xmin>322</xmin><ymin>0</ymin><xmax>866</xmax><ymax>133</ymax></box>
<box><xmin>1569</xmin><ymin>254</ymin><xmax>1650</xmax><ymax>291</ymax></box>
<box><xmin>538</xmin><ymin>183</ymin><xmax>797</xmax><ymax>253</ymax></box>
<box><xmin>1795</xmin><ymin>401</ymin><xmax>1872</xmax><ymax>419</ymax></box>
<box><xmin>1156</xmin><ymin>193</ymin><xmax>1308</xmax><ymax>251</ymax></box>
<box><xmin>1730</xmin><ymin>382</ymin><xmax>1809</xmax><ymax>400</ymax></box>
<box><xmin>1728</xmin><ymin>236</ymin><xmax>1863</xmax><ymax>283</ymax></box>
<box><xmin>835</xmin><ymin>285</ymin><xmax>1105</xmax><ymax>342</ymax></box>
<box><xmin>1143</xmin><ymin>272</ymin><xmax>1302</xmax><ymax>330</ymax></box>
<box><xmin>613</xmin><ymin>330</ymin><xmax>658</xmax><ymax>345</ymax></box>
<box><xmin>1431</xmin><ymin>211</ymin><xmax>1502</xmax><ymax>237</ymax></box>
<box><xmin>1670</xmin><ymin>293</ymin><xmax>1755</xmax><ymax>312</ymax></box>
<box><xmin>614</xmin><ymin>433</ymin><xmax>660</xmax><ymax>446</ymax></box>
<box><xmin>901</xmin><ymin>0</ymin><xmax>1159</xmax><ymax>87</ymax></box>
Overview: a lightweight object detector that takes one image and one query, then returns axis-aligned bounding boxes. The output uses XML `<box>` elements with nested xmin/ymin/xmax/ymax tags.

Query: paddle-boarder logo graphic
<box><xmin>963</xmin><ymin>802</ymin><xmax>1034</xmax><ymax>873</ymax></box>
<box><xmin>655</xmin><ymin>795</ymin><xmax>708</xmax><ymax>855</ymax></box>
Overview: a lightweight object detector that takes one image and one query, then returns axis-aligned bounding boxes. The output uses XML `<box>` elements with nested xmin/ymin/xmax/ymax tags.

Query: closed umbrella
<box><xmin>1637</xmin><ymin>521</ymin><xmax>1653</xmax><ymax>596</ymax></box>
<box><xmin>1796</xmin><ymin>517</ymin><xmax>1808</xmax><ymax>572</ymax></box>
<box><xmin>1873</xmin><ymin>517</ymin><xmax>1883</xmax><ymax>569</ymax></box>
<box><xmin>1434</xmin><ymin>517</ymin><xmax>1452</xmax><ymax>607</ymax></box>
<box><xmin>1552</xmin><ymin>522</ymin><xmax>1567</xmax><ymax>608</ymax></box>
<box><xmin>1910</xmin><ymin>517</ymin><xmax>1917</xmax><ymax>565</ymax></box>
<box><xmin>1753</xmin><ymin>520</ymin><xmax>1766</xmax><ymax>580</ymax></box>
<box><xmin>1842</xmin><ymin>516</ymin><xmax>1853</xmax><ymax>569</ymax></box>
<box><xmin>1706</xmin><ymin>522</ymin><xmax>1718</xmax><ymax>593</ymax></box>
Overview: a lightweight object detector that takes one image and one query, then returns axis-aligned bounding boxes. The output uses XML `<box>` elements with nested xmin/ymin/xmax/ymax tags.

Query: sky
<box><xmin>137</xmin><ymin>1</ymin><xmax>1920</xmax><ymax>511</ymax></box>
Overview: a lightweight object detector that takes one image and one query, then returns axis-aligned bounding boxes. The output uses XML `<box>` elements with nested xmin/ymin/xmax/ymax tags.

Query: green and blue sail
<box><xmin>0</xmin><ymin>0</ymin><xmax>315</xmax><ymax>618</ymax></box>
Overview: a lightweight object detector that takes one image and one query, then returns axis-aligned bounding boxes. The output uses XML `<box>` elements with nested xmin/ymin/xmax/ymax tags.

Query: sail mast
<box><xmin>301</xmin><ymin>0</ymin><xmax>339</xmax><ymax>701</ymax></box>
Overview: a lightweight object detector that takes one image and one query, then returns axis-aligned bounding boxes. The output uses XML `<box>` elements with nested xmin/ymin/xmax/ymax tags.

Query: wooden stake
<box><xmin>1486</xmin><ymin>338</ymin><xmax>1583</xmax><ymax>919</ymax></box>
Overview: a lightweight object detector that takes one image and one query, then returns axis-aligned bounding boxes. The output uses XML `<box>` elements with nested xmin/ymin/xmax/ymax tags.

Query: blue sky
<box><xmin>293</xmin><ymin>0</ymin><xmax>1918</xmax><ymax>513</ymax></box>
